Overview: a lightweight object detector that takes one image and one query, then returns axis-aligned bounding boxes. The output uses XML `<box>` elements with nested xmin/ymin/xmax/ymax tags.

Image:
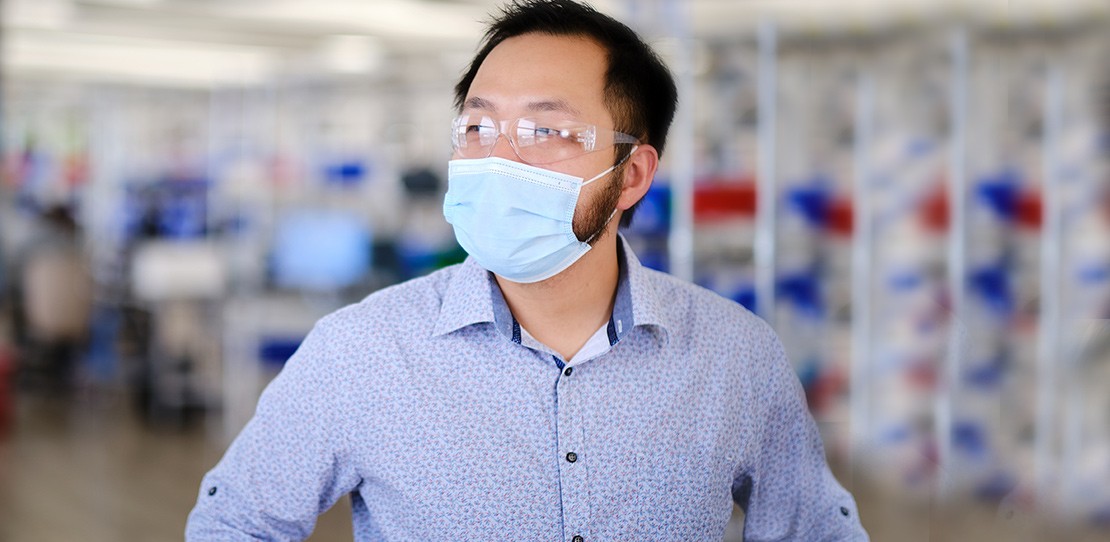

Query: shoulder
<box><xmin>637</xmin><ymin>267</ymin><xmax>787</xmax><ymax>384</ymax></box>
<box><xmin>261</xmin><ymin>266</ymin><xmax>468</xmax><ymax>410</ymax></box>
<box><xmin>303</xmin><ymin>264</ymin><xmax>464</xmax><ymax>356</ymax></box>
<box><xmin>641</xmin><ymin>266</ymin><xmax>772</xmax><ymax>339</ymax></box>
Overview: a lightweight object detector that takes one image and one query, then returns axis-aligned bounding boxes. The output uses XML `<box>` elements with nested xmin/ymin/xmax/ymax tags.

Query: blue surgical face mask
<box><xmin>443</xmin><ymin>154</ymin><xmax>630</xmax><ymax>283</ymax></box>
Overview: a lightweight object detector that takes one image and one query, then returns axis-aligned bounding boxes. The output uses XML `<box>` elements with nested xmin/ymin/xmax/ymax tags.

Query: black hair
<box><xmin>454</xmin><ymin>0</ymin><xmax>678</xmax><ymax>227</ymax></box>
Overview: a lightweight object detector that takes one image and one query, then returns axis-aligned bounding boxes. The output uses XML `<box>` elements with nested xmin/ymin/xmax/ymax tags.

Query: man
<box><xmin>187</xmin><ymin>1</ymin><xmax>868</xmax><ymax>540</ymax></box>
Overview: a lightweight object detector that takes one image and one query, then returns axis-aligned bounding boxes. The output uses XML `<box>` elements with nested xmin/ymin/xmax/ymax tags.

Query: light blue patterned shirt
<box><xmin>187</xmin><ymin>239</ymin><xmax>868</xmax><ymax>541</ymax></box>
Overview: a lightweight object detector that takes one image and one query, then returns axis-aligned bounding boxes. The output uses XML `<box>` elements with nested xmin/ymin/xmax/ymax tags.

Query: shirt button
<box><xmin>572</xmin><ymin>536</ymin><xmax>584</xmax><ymax>542</ymax></box>
<box><xmin>207</xmin><ymin>486</ymin><xmax>217</xmax><ymax>496</ymax></box>
<box><xmin>564</xmin><ymin>367</ymin><xmax>573</xmax><ymax>376</ymax></box>
<box><xmin>566</xmin><ymin>452</ymin><xmax>577</xmax><ymax>463</ymax></box>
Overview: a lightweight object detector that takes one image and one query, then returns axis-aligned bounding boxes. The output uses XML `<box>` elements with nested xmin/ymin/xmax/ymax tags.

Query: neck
<box><xmin>495</xmin><ymin>229</ymin><xmax>621</xmax><ymax>361</ymax></box>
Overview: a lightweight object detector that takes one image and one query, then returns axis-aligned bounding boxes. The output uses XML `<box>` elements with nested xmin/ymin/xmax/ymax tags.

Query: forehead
<box><xmin>466</xmin><ymin>32</ymin><xmax>610</xmax><ymax>122</ymax></box>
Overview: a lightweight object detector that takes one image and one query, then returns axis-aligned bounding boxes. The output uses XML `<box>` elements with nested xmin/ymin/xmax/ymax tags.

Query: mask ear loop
<box><xmin>583</xmin><ymin>208</ymin><xmax>620</xmax><ymax>244</ymax></box>
<box><xmin>582</xmin><ymin>145</ymin><xmax>639</xmax><ymax>244</ymax></box>
<box><xmin>581</xmin><ymin>145</ymin><xmax>639</xmax><ymax>186</ymax></box>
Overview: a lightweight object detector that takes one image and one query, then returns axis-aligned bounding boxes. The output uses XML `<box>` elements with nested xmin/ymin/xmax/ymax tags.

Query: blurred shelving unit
<box><xmin>620</xmin><ymin>0</ymin><xmax>1110</xmax><ymax>528</ymax></box>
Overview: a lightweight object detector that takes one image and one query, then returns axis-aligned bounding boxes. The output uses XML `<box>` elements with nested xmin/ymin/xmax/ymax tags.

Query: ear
<box><xmin>617</xmin><ymin>145</ymin><xmax>658</xmax><ymax>212</ymax></box>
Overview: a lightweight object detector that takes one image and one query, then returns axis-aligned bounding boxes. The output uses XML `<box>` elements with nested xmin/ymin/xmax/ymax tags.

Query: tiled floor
<box><xmin>0</xmin><ymin>391</ymin><xmax>1106</xmax><ymax>541</ymax></box>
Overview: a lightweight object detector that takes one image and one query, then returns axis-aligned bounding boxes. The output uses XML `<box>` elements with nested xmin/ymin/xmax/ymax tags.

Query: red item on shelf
<box><xmin>806</xmin><ymin>365</ymin><xmax>846</xmax><ymax>415</ymax></box>
<box><xmin>826</xmin><ymin>197</ymin><xmax>853</xmax><ymax>237</ymax></box>
<box><xmin>907</xmin><ymin>358</ymin><xmax>938</xmax><ymax>390</ymax></box>
<box><xmin>920</xmin><ymin>181</ymin><xmax>949</xmax><ymax>233</ymax></box>
<box><xmin>1015</xmin><ymin>189</ymin><xmax>1042</xmax><ymax>230</ymax></box>
<box><xmin>693</xmin><ymin>177</ymin><xmax>757</xmax><ymax>224</ymax></box>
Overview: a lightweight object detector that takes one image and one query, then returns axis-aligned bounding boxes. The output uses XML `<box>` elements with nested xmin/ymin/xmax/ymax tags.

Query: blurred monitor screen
<box><xmin>271</xmin><ymin>211</ymin><xmax>371</xmax><ymax>291</ymax></box>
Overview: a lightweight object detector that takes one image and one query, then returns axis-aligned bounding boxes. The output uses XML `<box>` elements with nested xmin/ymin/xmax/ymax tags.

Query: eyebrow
<box><xmin>526</xmin><ymin>99</ymin><xmax>580</xmax><ymax>116</ymax></box>
<box><xmin>463</xmin><ymin>97</ymin><xmax>496</xmax><ymax>111</ymax></box>
<box><xmin>462</xmin><ymin>96</ymin><xmax>581</xmax><ymax>117</ymax></box>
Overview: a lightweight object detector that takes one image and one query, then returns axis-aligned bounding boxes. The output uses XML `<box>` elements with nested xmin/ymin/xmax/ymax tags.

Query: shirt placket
<box><xmin>555</xmin><ymin>358</ymin><xmax>590</xmax><ymax>542</ymax></box>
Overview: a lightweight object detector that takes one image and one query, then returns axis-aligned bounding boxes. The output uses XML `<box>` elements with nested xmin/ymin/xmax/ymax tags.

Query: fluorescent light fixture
<box><xmin>5</xmin><ymin>29</ymin><xmax>275</xmax><ymax>87</ymax></box>
<box><xmin>5</xmin><ymin>0</ymin><xmax>74</xmax><ymax>30</ymax></box>
<box><xmin>88</xmin><ymin>0</ymin><xmax>165</xmax><ymax>6</ymax></box>
<box><xmin>318</xmin><ymin>34</ymin><xmax>384</xmax><ymax>74</ymax></box>
<box><xmin>209</xmin><ymin>0</ymin><xmax>485</xmax><ymax>42</ymax></box>
<box><xmin>688</xmin><ymin>0</ymin><xmax>1109</xmax><ymax>34</ymax></box>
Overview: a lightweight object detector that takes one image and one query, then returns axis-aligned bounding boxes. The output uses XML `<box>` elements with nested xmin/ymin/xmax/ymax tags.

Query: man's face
<box><xmin>458</xmin><ymin>32</ymin><xmax>623</xmax><ymax>242</ymax></box>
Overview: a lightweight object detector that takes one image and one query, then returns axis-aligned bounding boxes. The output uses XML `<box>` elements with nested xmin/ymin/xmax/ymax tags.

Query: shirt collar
<box><xmin>617</xmin><ymin>234</ymin><xmax>669</xmax><ymax>342</ymax></box>
<box><xmin>431</xmin><ymin>234</ymin><xmax>670</xmax><ymax>343</ymax></box>
<box><xmin>431</xmin><ymin>257</ymin><xmax>496</xmax><ymax>337</ymax></box>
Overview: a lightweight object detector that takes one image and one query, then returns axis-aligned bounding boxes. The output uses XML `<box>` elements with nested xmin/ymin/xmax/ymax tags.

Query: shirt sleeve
<box><xmin>733</xmin><ymin>326</ymin><xmax>869</xmax><ymax>542</ymax></box>
<box><xmin>186</xmin><ymin>319</ymin><xmax>361</xmax><ymax>541</ymax></box>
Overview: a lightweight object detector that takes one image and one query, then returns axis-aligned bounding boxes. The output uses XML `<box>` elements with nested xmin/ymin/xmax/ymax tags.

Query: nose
<box><xmin>486</xmin><ymin>132</ymin><xmax>524</xmax><ymax>162</ymax></box>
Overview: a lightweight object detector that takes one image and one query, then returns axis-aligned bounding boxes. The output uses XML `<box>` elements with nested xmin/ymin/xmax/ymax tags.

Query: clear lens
<box><xmin>452</xmin><ymin>115</ymin><xmax>498</xmax><ymax>154</ymax></box>
<box><xmin>514</xmin><ymin>119</ymin><xmax>591</xmax><ymax>163</ymax></box>
<box><xmin>450</xmin><ymin>114</ymin><xmax>638</xmax><ymax>165</ymax></box>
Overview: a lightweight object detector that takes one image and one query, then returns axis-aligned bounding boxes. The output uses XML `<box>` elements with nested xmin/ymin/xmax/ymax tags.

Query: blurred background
<box><xmin>1</xmin><ymin>0</ymin><xmax>1108</xmax><ymax>540</ymax></box>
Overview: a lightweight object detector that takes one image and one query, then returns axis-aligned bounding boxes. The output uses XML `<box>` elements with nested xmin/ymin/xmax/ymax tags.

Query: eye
<box><xmin>462</xmin><ymin>119</ymin><xmax>498</xmax><ymax>145</ymax></box>
<box><xmin>455</xmin><ymin>116</ymin><xmax>495</xmax><ymax>135</ymax></box>
<box><xmin>532</xmin><ymin>125</ymin><xmax>571</xmax><ymax>142</ymax></box>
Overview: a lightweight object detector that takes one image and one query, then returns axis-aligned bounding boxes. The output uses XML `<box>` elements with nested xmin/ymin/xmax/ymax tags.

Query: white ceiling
<box><xmin>4</xmin><ymin>0</ymin><xmax>1107</xmax><ymax>88</ymax></box>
